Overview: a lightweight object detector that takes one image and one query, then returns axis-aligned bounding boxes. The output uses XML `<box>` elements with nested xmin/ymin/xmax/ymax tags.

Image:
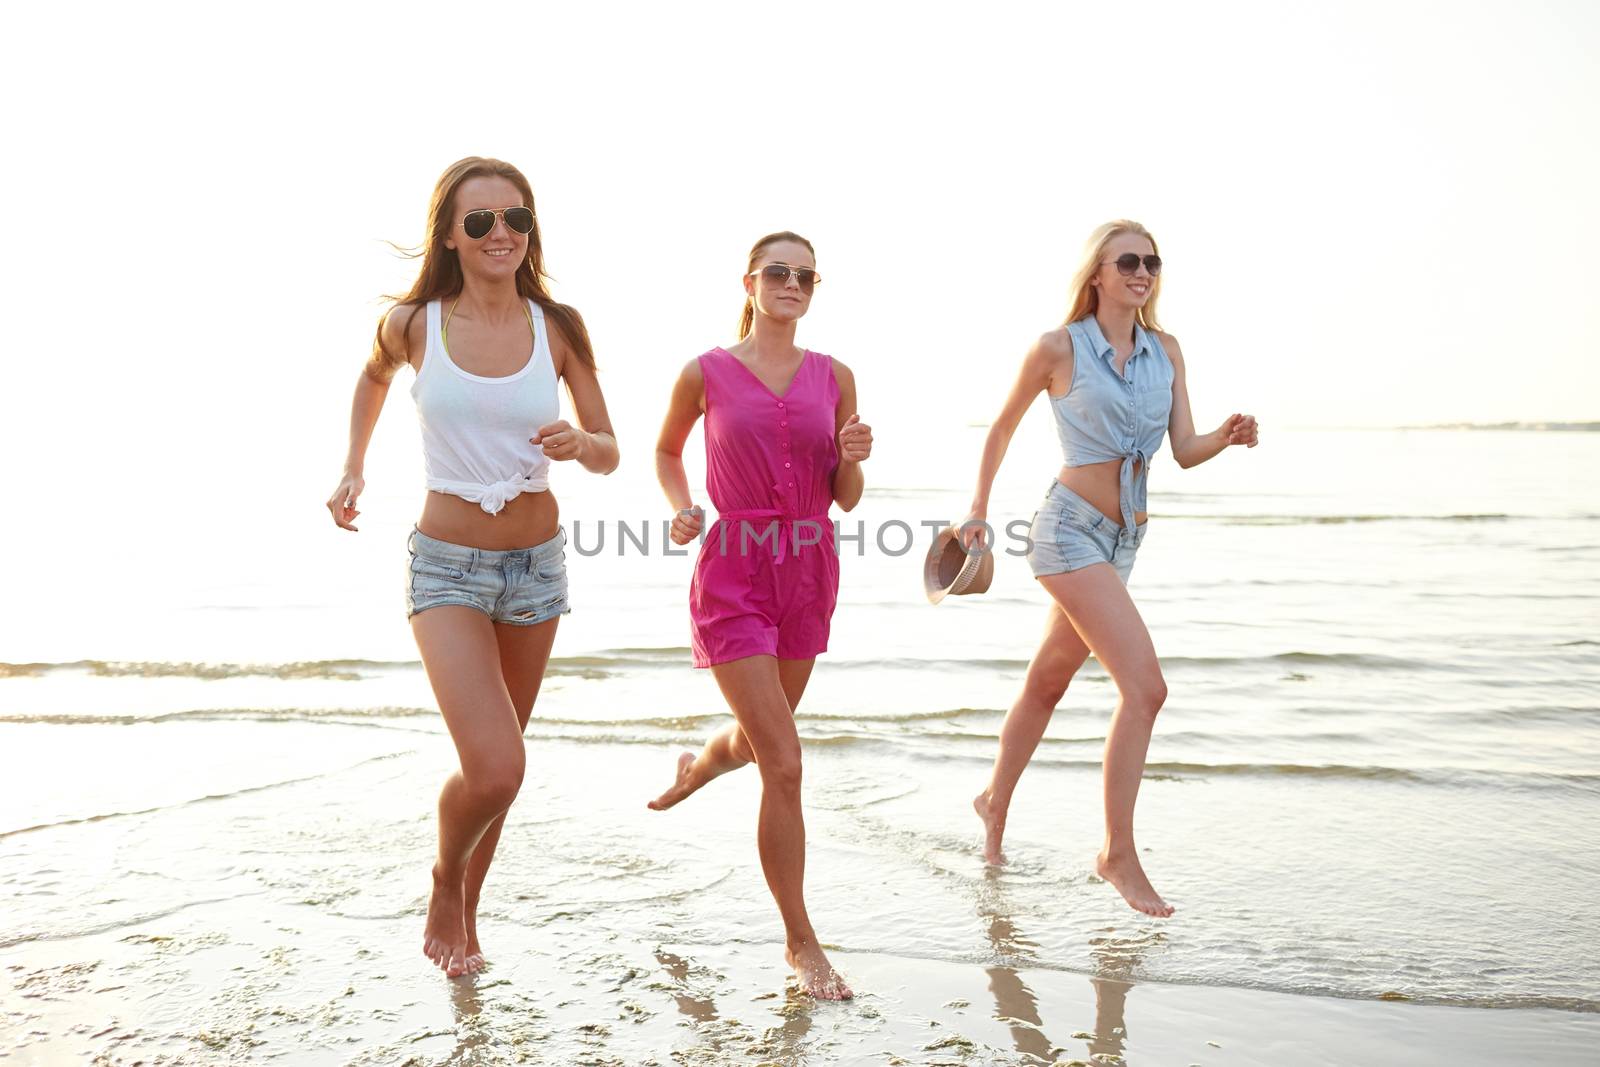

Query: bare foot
<box><xmin>647</xmin><ymin>752</ymin><xmax>700</xmax><ymax>811</ymax></box>
<box><xmin>785</xmin><ymin>941</ymin><xmax>853</xmax><ymax>1000</ymax></box>
<box><xmin>973</xmin><ymin>792</ymin><xmax>1007</xmax><ymax>866</ymax></box>
<box><xmin>1095</xmin><ymin>848</ymin><xmax>1175</xmax><ymax>918</ymax></box>
<box><xmin>422</xmin><ymin>867</ymin><xmax>471</xmax><ymax>977</ymax></box>
<box><xmin>463</xmin><ymin>896</ymin><xmax>485</xmax><ymax>974</ymax></box>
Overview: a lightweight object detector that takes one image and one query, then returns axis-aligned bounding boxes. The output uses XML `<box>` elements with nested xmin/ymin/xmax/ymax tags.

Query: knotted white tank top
<box><xmin>410</xmin><ymin>298</ymin><xmax>560</xmax><ymax>515</ymax></box>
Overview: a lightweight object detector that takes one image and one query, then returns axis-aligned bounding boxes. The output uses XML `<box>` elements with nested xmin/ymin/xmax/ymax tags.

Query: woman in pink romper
<box><xmin>650</xmin><ymin>231</ymin><xmax>872</xmax><ymax>1000</ymax></box>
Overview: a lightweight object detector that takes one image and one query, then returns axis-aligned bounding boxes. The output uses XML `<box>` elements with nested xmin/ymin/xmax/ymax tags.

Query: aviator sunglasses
<box><xmin>459</xmin><ymin>206</ymin><xmax>535</xmax><ymax>240</ymax></box>
<box><xmin>749</xmin><ymin>263</ymin><xmax>821</xmax><ymax>292</ymax></box>
<box><xmin>1104</xmin><ymin>252</ymin><xmax>1163</xmax><ymax>277</ymax></box>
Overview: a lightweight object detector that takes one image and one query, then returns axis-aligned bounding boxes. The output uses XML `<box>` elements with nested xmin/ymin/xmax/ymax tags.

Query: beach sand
<box><xmin>7</xmin><ymin>736</ymin><xmax>1598</xmax><ymax>1065</ymax></box>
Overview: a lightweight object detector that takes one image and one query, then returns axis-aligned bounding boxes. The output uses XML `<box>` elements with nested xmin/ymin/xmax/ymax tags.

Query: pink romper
<box><xmin>690</xmin><ymin>347</ymin><xmax>841</xmax><ymax>668</ymax></box>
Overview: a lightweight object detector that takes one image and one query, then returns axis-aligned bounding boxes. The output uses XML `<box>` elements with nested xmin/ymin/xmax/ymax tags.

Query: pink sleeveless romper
<box><xmin>690</xmin><ymin>347</ymin><xmax>841</xmax><ymax>668</ymax></box>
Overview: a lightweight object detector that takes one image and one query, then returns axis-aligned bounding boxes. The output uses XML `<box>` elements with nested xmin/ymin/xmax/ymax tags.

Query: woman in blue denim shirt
<box><xmin>963</xmin><ymin>220</ymin><xmax>1259</xmax><ymax>917</ymax></box>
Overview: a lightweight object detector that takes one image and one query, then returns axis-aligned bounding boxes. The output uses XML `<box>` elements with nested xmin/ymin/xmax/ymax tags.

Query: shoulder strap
<box><xmin>415</xmin><ymin>300</ymin><xmax>441</xmax><ymax>377</ymax></box>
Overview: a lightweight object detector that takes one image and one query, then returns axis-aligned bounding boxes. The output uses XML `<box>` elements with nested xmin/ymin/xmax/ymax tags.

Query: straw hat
<box><xmin>923</xmin><ymin>525</ymin><xmax>995</xmax><ymax>604</ymax></box>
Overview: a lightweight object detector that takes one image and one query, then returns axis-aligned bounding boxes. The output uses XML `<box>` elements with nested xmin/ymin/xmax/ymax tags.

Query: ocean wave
<box><xmin>0</xmin><ymin>705</ymin><xmax>440</xmax><ymax>726</ymax></box>
<box><xmin>0</xmin><ymin>658</ymin><xmax>414</xmax><ymax>681</ymax></box>
<box><xmin>0</xmin><ymin>648</ymin><xmax>698</xmax><ymax>683</ymax></box>
<box><xmin>1161</xmin><ymin>512</ymin><xmax>1515</xmax><ymax>525</ymax></box>
<box><xmin>826</xmin><ymin>651</ymin><xmax>1434</xmax><ymax>673</ymax></box>
<box><xmin>0</xmin><ymin>645</ymin><xmax>1567</xmax><ymax>686</ymax></box>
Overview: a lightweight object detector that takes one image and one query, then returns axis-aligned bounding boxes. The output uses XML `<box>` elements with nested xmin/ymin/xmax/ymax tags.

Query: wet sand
<box><xmin>9</xmin><ymin>906</ymin><xmax>1599</xmax><ymax>1065</ymax></box>
<box><xmin>6</xmin><ymin>735</ymin><xmax>1598</xmax><ymax>1065</ymax></box>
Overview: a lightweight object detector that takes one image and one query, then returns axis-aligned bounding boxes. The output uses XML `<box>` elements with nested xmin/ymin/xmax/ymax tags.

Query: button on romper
<box><xmin>689</xmin><ymin>348</ymin><xmax>841</xmax><ymax>668</ymax></box>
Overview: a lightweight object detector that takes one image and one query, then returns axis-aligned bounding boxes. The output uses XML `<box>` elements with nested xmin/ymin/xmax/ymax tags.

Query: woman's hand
<box><xmin>1220</xmin><ymin>413</ymin><xmax>1260</xmax><ymax>448</ymax></box>
<box><xmin>671</xmin><ymin>506</ymin><xmax>704</xmax><ymax>545</ymax></box>
<box><xmin>533</xmin><ymin>420</ymin><xmax>587</xmax><ymax>462</ymax></box>
<box><xmin>326</xmin><ymin>472</ymin><xmax>365</xmax><ymax>532</ymax></box>
<box><xmin>838</xmin><ymin>413</ymin><xmax>873</xmax><ymax>462</ymax></box>
<box><xmin>958</xmin><ymin>508</ymin><xmax>989</xmax><ymax>551</ymax></box>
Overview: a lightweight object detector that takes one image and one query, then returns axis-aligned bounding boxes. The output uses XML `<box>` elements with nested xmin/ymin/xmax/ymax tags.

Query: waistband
<box><xmin>711</xmin><ymin>509</ymin><xmax>831</xmax><ymax>565</ymax></box>
<box><xmin>408</xmin><ymin>525</ymin><xmax>566</xmax><ymax>572</ymax></box>
<box><xmin>1045</xmin><ymin>479</ymin><xmax>1146</xmax><ymax>543</ymax></box>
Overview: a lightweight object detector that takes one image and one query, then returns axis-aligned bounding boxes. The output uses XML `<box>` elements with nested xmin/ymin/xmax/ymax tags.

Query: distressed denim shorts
<box><xmin>1026</xmin><ymin>481</ymin><xmax>1146</xmax><ymax>584</ymax></box>
<box><xmin>405</xmin><ymin>526</ymin><xmax>570</xmax><ymax>625</ymax></box>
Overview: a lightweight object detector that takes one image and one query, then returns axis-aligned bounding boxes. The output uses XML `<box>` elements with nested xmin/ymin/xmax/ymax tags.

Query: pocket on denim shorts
<box><xmin>1056</xmin><ymin>502</ymin><xmax>1101</xmax><ymax>536</ymax></box>
<box><xmin>534</xmin><ymin>555</ymin><xmax>565</xmax><ymax>583</ymax></box>
<box><xmin>410</xmin><ymin>554</ymin><xmax>465</xmax><ymax>582</ymax></box>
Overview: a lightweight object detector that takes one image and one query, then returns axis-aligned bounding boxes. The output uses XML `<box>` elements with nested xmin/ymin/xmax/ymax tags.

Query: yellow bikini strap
<box><xmin>441</xmin><ymin>298</ymin><xmax>536</xmax><ymax>356</ymax></box>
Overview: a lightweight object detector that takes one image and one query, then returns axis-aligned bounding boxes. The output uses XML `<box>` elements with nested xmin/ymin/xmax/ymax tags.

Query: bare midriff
<box><xmin>1057</xmin><ymin>458</ymin><xmax>1148</xmax><ymax>528</ymax></box>
<box><xmin>417</xmin><ymin>488</ymin><xmax>561</xmax><ymax>551</ymax></box>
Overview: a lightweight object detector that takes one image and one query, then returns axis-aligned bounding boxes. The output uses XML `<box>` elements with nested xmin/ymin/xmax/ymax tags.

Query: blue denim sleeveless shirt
<box><xmin>1051</xmin><ymin>316</ymin><xmax>1175</xmax><ymax>530</ymax></box>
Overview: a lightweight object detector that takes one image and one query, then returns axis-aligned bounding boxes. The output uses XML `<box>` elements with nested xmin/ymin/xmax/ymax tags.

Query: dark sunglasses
<box><xmin>460</xmin><ymin>206</ymin><xmax>535</xmax><ymax>240</ymax></box>
<box><xmin>1104</xmin><ymin>253</ymin><xmax>1162</xmax><ymax>277</ymax></box>
<box><xmin>750</xmin><ymin>263</ymin><xmax>821</xmax><ymax>292</ymax></box>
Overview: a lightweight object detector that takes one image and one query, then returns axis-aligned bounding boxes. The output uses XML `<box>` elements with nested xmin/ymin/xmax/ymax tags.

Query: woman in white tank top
<box><xmin>326</xmin><ymin>157</ymin><xmax>618</xmax><ymax>979</ymax></box>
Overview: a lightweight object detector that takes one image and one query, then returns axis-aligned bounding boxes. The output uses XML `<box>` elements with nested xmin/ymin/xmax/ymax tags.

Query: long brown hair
<box><xmin>1063</xmin><ymin>219</ymin><xmax>1163</xmax><ymax>331</ymax></box>
<box><xmin>374</xmin><ymin>157</ymin><xmax>595</xmax><ymax>370</ymax></box>
<box><xmin>737</xmin><ymin>230</ymin><xmax>816</xmax><ymax>340</ymax></box>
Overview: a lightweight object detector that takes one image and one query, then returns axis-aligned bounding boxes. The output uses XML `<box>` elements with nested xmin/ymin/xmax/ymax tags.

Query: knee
<box><xmin>1122</xmin><ymin>674</ymin><xmax>1168</xmax><ymax>720</ymax></box>
<box><xmin>465</xmin><ymin>756</ymin><xmax>525</xmax><ymax>811</ymax></box>
<box><xmin>758</xmin><ymin>748</ymin><xmax>803</xmax><ymax>796</ymax></box>
<box><xmin>1023</xmin><ymin>660</ymin><xmax>1075</xmax><ymax>712</ymax></box>
<box><xmin>1024</xmin><ymin>676</ymin><xmax>1070</xmax><ymax>713</ymax></box>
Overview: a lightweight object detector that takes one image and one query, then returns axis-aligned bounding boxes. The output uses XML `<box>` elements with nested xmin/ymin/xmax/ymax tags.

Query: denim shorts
<box><xmin>1026</xmin><ymin>481</ymin><xmax>1146</xmax><ymax>583</ymax></box>
<box><xmin>405</xmin><ymin>526</ymin><xmax>570</xmax><ymax>625</ymax></box>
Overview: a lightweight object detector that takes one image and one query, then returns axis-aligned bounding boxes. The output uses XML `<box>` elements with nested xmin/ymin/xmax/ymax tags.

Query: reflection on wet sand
<box><xmin>657</xmin><ymin>948</ymin><xmax>718</xmax><ymax>1023</ymax></box>
<box><xmin>442</xmin><ymin>973</ymin><xmax>488</xmax><ymax>1065</ymax></box>
<box><xmin>980</xmin><ymin>871</ymin><xmax>1060</xmax><ymax>1062</ymax></box>
<box><xmin>1085</xmin><ymin>975</ymin><xmax>1131</xmax><ymax>1064</ymax></box>
<box><xmin>761</xmin><ymin>986</ymin><xmax>816</xmax><ymax>1062</ymax></box>
<box><xmin>654</xmin><ymin>947</ymin><xmax>818</xmax><ymax>1065</ymax></box>
<box><xmin>978</xmin><ymin>871</ymin><xmax>1159</xmax><ymax>1064</ymax></box>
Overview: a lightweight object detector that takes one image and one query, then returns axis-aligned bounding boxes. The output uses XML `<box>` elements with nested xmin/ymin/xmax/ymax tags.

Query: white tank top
<box><xmin>410</xmin><ymin>298</ymin><xmax>560</xmax><ymax>514</ymax></box>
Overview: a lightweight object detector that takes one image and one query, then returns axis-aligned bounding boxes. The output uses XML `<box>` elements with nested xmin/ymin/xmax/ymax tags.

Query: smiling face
<box><xmin>443</xmin><ymin>175</ymin><xmax>529</xmax><ymax>283</ymax></box>
<box><xmin>1091</xmin><ymin>231</ymin><xmax>1158</xmax><ymax>313</ymax></box>
<box><xmin>745</xmin><ymin>239</ymin><xmax>817</xmax><ymax>327</ymax></box>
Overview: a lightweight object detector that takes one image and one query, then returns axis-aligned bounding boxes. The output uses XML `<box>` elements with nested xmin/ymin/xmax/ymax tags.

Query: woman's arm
<box><xmin>325</xmin><ymin>307</ymin><xmax>417</xmax><ymax>531</ymax></box>
<box><xmin>656</xmin><ymin>359</ymin><xmax>706</xmax><ymax>544</ymax></box>
<box><xmin>831</xmin><ymin>359</ymin><xmax>871</xmax><ymax>512</ymax></box>
<box><xmin>961</xmin><ymin>331</ymin><xmax>1062</xmax><ymax>546</ymax></box>
<box><xmin>538</xmin><ymin>316</ymin><xmax>619</xmax><ymax>474</ymax></box>
<box><xmin>1161</xmin><ymin>333</ymin><xmax>1259</xmax><ymax>469</ymax></box>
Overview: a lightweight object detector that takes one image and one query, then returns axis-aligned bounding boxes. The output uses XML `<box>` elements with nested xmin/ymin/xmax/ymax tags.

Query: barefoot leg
<box><xmin>976</xmin><ymin>603</ymin><xmax>1090</xmax><ymax>864</ymax></box>
<box><xmin>648</xmin><ymin>722</ymin><xmax>755</xmax><ymax>810</ymax></box>
<box><xmin>1037</xmin><ymin>566</ymin><xmax>1174</xmax><ymax>918</ymax></box>
<box><xmin>710</xmin><ymin>655</ymin><xmax>851</xmax><ymax>999</ymax></box>
<box><xmin>412</xmin><ymin>607</ymin><xmax>553</xmax><ymax>977</ymax></box>
<box><xmin>648</xmin><ymin>658</ymin><xmax>817</xmax><ymax>810</ymax></box>
<box><xmin>458</xmin><ymin>616</ymin><xmax>560</xmax><ymax>971</ymax></box>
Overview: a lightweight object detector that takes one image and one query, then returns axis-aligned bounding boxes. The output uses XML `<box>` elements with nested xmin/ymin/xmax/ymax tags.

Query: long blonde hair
<box><xmin>738</xmin><ymin>230</ymin><xmax>815</xmax><ymax>339</ymax></box>
<box><xmin>1063</xmin><ymin>219</ymin><xmax>1163</xmax><ymax>331</ymax></box>
<box><xmin>374</xmin><ymin>157</ymin><xmax>595</xmax><ymax>371</ymax></box>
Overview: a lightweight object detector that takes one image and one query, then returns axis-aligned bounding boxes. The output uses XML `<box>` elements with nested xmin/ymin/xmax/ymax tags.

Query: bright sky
<box><xmin>3</xmin><ymin>0</ymin><xmax>1596</xmax><ymax>520</ymax></box>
